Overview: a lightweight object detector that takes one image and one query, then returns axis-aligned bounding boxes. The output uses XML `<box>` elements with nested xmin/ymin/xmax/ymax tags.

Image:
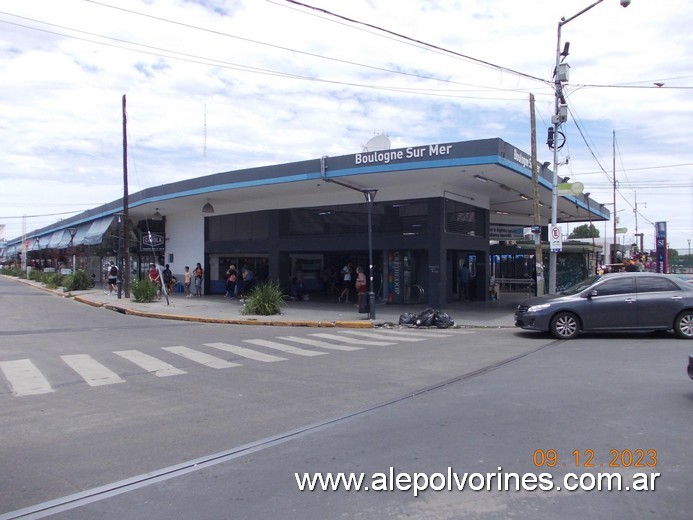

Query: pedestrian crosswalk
<box><xmin>0</xmin><ymin>329</ymin><xmax>464</xmax><ymax>397</ymax></box>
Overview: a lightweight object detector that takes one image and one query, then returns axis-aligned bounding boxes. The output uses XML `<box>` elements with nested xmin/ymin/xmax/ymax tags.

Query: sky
<box><xmin>1</xmin><ymin>0</ymin><xmax>692</xmax><ymax>254</ymax></box>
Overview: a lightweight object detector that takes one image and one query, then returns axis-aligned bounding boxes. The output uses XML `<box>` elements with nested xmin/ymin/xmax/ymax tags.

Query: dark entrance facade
<box><xmin>203</xmin><ymin>196</ymin><xmax>489</xmax><ymax>307</ymax></box>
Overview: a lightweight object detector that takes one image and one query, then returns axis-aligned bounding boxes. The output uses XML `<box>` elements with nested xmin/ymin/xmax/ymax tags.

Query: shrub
<box><xmin>63</xmin><ymin>270</ymin><xmax>92</xmax><ymax>291</ymax></box>
<box><xmin>131</xmin><ymin>278</ymin><xmax>159</xmax><ymax>303</ymax></box>
<box><xmin>240</xmin><ymin>280</ymin><xmax>286</xmax><ymax>316</ymax></box>
<box><xmin>44</xmin><ymin>273</ymin><xmax>62</xmax><ymax>289</ymax></box>
<box><xmin>28</xmin><ymin>269</ymin><xmax>44</xmax><ymax>282</ymax></box>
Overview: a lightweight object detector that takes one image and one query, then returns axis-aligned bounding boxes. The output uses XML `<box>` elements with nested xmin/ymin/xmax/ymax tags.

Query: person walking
<box><xmin>106</xmin><ymin>260</ymin><xmax>118</xmax><ymax>295</ymax></box>
<box><xmin>193</xmin><ymin>262</ymin><xmax>204</xmax><ymax>297</ymax></box>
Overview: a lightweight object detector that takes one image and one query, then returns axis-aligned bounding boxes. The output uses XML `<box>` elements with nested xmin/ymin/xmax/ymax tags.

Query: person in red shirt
<box><xmin>148</xmin><ymin>263</ymin><xmax>162</xmax><ymax>299</ymax></box>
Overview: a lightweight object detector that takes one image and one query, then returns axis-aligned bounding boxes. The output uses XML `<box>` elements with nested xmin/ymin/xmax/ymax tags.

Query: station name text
<box><xmin>355</xmin><ymin>144</ymin><xmax>453</xmax><ymax>165</ymax></box>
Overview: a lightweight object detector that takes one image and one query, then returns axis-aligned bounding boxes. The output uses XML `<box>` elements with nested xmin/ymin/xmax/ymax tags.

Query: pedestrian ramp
<box><xmin>0</xmin><ymin>328</ymin><xmax>462</xmax><ymax>397</ymax></box>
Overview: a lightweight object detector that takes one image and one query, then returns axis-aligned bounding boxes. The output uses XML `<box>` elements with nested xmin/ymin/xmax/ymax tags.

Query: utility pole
<box><xmin>122</xmin><ymin>95</ymin><xmax>130</xmax><ymax>298</ymax></box>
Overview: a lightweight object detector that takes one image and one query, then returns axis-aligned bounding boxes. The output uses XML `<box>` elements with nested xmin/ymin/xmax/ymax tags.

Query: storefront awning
<box><xmin>46</xmin><ymin>230</ymin><xmax>67</xmax><ymax>249</ymax></box>
<box><xmin>82</xmin><ymin>216</ymin><xmax>115</xmax><ymax>246</ymax></box>
<box><xmin>57</xmin><ymin>225</ymin><xmax>89</xmax><ymax>249</ymax></box>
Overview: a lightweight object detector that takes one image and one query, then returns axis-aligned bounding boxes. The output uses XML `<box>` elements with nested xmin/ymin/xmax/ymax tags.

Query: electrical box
<box><xmin>551</xmin><ymin>104</ymin><xmax>568</xmax><ymax>124</ymax></box>
<box><xmin>557</xmin><ymin>62</ymin><xmax>570</xmax><ymax>82</ymax></box>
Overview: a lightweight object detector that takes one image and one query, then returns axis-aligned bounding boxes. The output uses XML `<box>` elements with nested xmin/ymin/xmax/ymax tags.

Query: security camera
<box><xmin>620</xmin><ymin>0</ymin><xmax>631</xmax><ymax>7</ymax></box>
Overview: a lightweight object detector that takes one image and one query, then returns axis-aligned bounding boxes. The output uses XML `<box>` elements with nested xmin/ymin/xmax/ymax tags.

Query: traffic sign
<box><xmin>550</xmin><ymin>225</ymin><xmax>562</xmax><ymax>252</ymax></box>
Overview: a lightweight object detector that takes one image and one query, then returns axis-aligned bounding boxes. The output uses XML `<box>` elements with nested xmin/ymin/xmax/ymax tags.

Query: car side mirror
<box><xmin>587</xmin><ymin>289</ymin><xmax>598</xmax><ymax>299</ymax></box>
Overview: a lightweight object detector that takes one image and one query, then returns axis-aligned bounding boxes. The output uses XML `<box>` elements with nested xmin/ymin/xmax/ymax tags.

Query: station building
<box><xmin>2</xmin><ymin>137</ymin><xmax>609</xmax><ymax>307</ymax></box>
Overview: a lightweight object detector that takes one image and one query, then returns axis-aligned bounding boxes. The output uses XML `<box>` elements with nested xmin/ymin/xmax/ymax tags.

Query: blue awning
<box><xmin>82</xmin><ymin>216</ymin><xmax>115</xmax><ymax>246</ymax></box>
<box><xmin>57</xmin><ymin>225</ymin><xmax>88</xmax><ymax>249</ymax></box>
<box><xmin>46</xmin><ymin>230</ymin><xmax>67</xmax><ymax>249</ymax></box>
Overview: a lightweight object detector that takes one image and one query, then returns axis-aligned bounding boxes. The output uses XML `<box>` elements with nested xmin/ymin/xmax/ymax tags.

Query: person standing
<box><xmin>458</xmin><ymin>262</ymin><xmax>471</xmax><ymax>301</ymax></box>
<box><xmin>148</xmin><ymin>263</ymin><xmax>162</xmax><ymax>300</ymax></box>
<box><xmin>193</xmin><ymin>262</ymin><xmax>204</xmax><ymax>296</ymax></box>
<box><xmin>183</xmin><ymin>266</ymin><xmax>192</xmax><ymax>298</ymax></box>
<box><xmin>355</xmin><ymin>266</ymin><xmax>367</xmax><ymax>294</ymax></box>
<box><xmin>225</xmin><ymin>264</ymin><xmax>237</xmax><ymax>299</ymax></box>
<box><xmin>338</xmin><ymin>262</ymin><xmax>352</xmax><ymax>303</ymax></box>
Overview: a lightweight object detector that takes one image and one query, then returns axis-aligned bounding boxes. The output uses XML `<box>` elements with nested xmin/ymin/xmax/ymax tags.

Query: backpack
<box><xmin>109</xmin><ymin>265</ymin><xmax>118</xmax><ymax>276</ymax></box>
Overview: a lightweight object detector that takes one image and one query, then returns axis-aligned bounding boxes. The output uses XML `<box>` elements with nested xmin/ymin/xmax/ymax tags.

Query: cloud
<box><xmin>0</xmin><ymin>0</ymin><xmax>691</xmax><ymax>251</ymax></box>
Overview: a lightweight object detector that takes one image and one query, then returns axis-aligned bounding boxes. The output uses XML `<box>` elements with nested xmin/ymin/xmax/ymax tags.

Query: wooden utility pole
<box><xmin>530</xmin><ymin>94</ymin><xmax>544</xmax><ymax>296</ymax></box>
<box><xmin>122</xmin><ymin>95</ymin><xmax>130</xmax><ymax>297</ymax></box>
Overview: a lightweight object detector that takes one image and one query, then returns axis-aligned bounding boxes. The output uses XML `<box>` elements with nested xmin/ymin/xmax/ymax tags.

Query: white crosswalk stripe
<box><xmin>114</xmin><ymin>350</ymin><xmax>187</xmax><ymax>377</ymax></box>
<box><xmin>163</xmin><ymin>346</ymin><xmax>242</xmax><ymax>369</ymax></box>
<box><xmin>61</xmin><ymin>354</ymin><xmax>125</xmax><ymax>387</ymax></box>
<box><xmin>337</xmin><ymin>330</ymin><xmax>427</xmax><ymax>342</ymax></box>
<box><xmin>1</xmin><ymin>330</ymin><xmax>469</xmax><ymax>397</ymax></box>
<box><xmin>242</xmin><ymin>339</ymin><xmax>326</xmax><ymax>357</ymax></box>
<box><xmin>204</xmin><ymin>342</ymin><xmax>287</xmax><ymax>362</ymax></box>
<box><xmin>276</xmin><ymin>336</ymin><xmax>363</xmax><ymax>351</ymax></box>
<box><xmin>0</xmin><ymin>359</ymin><xmax>54</xmax><ymax>396</ymax></box>
<box><xmin>308</xmin><ymin>333</ymin><xmax>396</xmax><ymax>346</ymax></box>
<box><xmin>369</xmin><ymin>329</ymin><xmax>457</xmax><ymax>338</ymax></box>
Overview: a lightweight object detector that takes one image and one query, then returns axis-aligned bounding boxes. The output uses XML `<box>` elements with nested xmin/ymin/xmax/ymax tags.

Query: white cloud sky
<box><xmin>1</xmin><ymin>0</ymin><xmax>691</xmax><ymax>253</ymax></box>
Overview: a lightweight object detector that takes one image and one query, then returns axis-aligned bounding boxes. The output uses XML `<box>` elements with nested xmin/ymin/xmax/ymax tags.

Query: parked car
<box><xmin>514</xmin><ymin>272</ymin><xmax>693</xmax><ymax>340</ymax></box>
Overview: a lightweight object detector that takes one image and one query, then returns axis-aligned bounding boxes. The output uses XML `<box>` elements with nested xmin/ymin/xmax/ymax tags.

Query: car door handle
<box><xmin>625</xmin><ymin>298</ymin><xmax>636</xmax><ymax>303</ymax></box>
<box><xmin>671</xmin><ymin>296</ymin><xmax>683</xmax><ymax>300</ymax></box>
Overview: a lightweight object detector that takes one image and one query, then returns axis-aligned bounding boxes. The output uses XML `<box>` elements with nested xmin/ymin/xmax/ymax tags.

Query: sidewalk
<box><xmin>73</xmin><ymin>287</ymin><xmax>523</xmax><ymax>329</ymax></box>
<box><xmin>13</xmin><ymin>277</ymin><xmax>524</xmax><ymax>328</ymax></box>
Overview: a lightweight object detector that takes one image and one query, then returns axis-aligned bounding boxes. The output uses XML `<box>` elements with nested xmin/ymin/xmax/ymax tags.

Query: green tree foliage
<box><xmin>569</xmin><ymin>224</ymin><xmax>600</xmax><ymax>239</ymax></box>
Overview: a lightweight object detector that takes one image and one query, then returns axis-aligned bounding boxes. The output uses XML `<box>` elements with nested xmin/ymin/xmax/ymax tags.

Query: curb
<box><xmin>72</xmin><ymin>296</ymin><xmax>374</xmax><ymax>328</ymax></box>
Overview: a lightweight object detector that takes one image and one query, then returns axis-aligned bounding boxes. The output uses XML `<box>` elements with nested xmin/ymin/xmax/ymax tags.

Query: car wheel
<box><xmin>550</xmin><ymin>312</ymin><xmax>580</xmax><ymax>340</ymax></box>
<box><xmin>673</xmin><ymin>310</ymin><xmax>693</xmax><ymax>339</ymax></box>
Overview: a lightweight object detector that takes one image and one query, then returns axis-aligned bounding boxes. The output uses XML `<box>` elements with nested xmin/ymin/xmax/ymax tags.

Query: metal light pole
<box><xmin>67</xmin><ymin>227</ymin><xmax>77</xmax><ymax>273</ymax></box>
<box><xmin>363</xmin><ymin>189</ymin><xmax>378</xmax><ymax>320</ymax></box>
<box><xmin>548</xmin><ymin>0</ymin><xmax>630</xmax><ymax>293</ymax></box>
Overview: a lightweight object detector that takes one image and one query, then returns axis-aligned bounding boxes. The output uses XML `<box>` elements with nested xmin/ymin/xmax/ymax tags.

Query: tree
<box><xmin>569</xmin><ymin>224</ymin><xmax>600</xmax><ymax>239</ymax></box>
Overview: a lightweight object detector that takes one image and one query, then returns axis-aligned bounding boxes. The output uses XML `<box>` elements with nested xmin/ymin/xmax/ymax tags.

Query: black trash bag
<box><xmin>398</xmin><ymin>312</ymin><xmax>417</xmax><ymax>325</ymax></box>
<box><xmin>415</xmin><ymin>307</ymin><xmax>436</xmax><ymax>327</ymax></box>
<box><xmin>433</xmin><ymin>311</ymin><xmax>455</xmax><ymax>329</ymax></box>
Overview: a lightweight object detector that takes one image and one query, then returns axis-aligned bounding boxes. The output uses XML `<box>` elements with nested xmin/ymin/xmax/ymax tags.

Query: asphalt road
<box><xmin>1</xmin><ymin>278</ymin><xmax>691</xmax><ymax>519</ymax></box>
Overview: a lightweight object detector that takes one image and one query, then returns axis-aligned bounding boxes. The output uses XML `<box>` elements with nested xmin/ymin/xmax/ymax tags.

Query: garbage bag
<box><xmin>433</xmin><ymin>311</ymin><xmax>455</xmax><ymax>329</ymax></box>
<box><xmin>398</xmin><ymin>312</ymin><xmax>417</xmax><ymax>325</ymax></box>
<box><xmin>415</xmin><ymin>308</ymin><xmax>436</xmax><ymax>327</ymax></box>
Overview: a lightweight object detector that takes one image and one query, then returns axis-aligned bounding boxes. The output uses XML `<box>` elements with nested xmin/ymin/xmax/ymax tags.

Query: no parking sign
<box><xmin>550</xmin><ymin>225</ymin><xmax>562</xmax><ymax>252</ymax></box>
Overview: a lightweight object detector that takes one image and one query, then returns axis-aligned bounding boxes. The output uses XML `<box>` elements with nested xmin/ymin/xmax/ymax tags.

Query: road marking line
<box><xmin>163</xmin><ymin>346</ymin><xmax>242</xmax><ymax>369</ymax></box>
<box><xmin>370</xmin><ymin>330</ymin><xmax>457</xmax><ymax>338</ymax></box>
<box><xmin>308</xmin><ymin>333</ymin><xmax>395</xmax><ymax>346</ymax></box>
<box><xmin>0</xmin><ymin>359</ymin><xmax>54</xmax><ymax>396</ymax></box>
<box><xmin>243</xmin><ymin>339</ymin><xmax>326</xmax><ymax>357</ymax></box>
<box><xmin>114</xmin><ymin>350</ymin><xmax>187</xmax><ymax>377</ymax></box>
<box><xmin>276</xmin><ymin>336</ymin><xmax>363</xmax><ymax>351</ymax></box>
<box><xmin>61</xmin><ymin>354</ymin><xmax>125</xmax><ymax>387</ymax></box>
<box><xmin>337</xmin><ymin>330</ymin><xmax>426</xmax><ymax>342</ymax></box>
<box><xmin>204</xmin><ymin>343</ymin><xmax>287</xmax><ymax>362</ymax></box>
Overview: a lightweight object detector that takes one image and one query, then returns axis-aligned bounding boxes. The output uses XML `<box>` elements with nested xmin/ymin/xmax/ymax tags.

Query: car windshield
<box><xmin>560</xmin><ymin>274</ymin><xmax>603</xmax><ymax>295</ymax></box>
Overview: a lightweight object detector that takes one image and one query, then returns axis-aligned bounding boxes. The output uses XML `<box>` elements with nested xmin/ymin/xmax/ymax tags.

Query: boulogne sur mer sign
<box><xmin>354</xmin><ymin>143</ymin><xmax>454</xmax><ymax>165</ymax></box>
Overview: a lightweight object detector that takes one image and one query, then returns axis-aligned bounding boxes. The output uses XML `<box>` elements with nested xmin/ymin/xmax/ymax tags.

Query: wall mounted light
<box><xmin>152</xmin><ymin>208</ymin><xmax>163</xmax><ymax>221</ymax></box>
<box><xmin>202</xmin><ymin>199</ymin><xmax>215</xmax><ymax>214</ymax></box>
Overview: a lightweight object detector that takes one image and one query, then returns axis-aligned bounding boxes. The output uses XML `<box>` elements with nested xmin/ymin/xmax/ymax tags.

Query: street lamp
<box><xmin>67</xmin><ymin>227</ymin><xmax>78</xmax><ymax>273</ymax></box>
<box><xmin>362</xmin><ymin>189</ymin><xmax>378</xmax><ymax>320</ymax></box>
<box><xmin>548</xmin><ymin>0</ymin><xmax>631</xmax><ymax>293</ymax></box>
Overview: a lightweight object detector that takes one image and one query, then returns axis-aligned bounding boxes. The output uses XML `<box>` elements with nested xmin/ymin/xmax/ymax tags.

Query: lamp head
<box><xmin>620</xmin><ymin>0</ymin><xmax>631</xmax><ymax>7</ymax></box>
